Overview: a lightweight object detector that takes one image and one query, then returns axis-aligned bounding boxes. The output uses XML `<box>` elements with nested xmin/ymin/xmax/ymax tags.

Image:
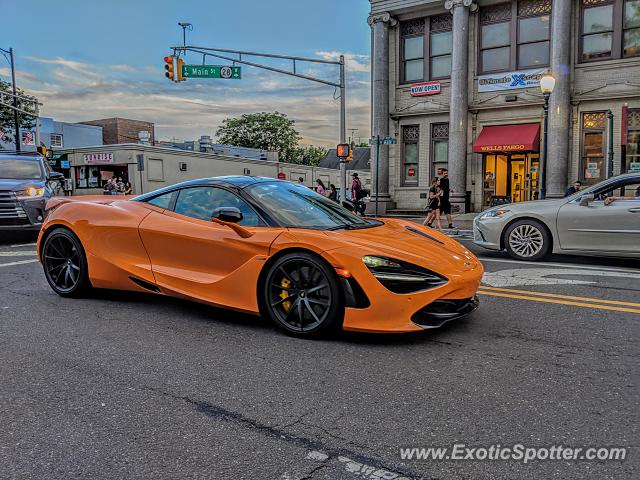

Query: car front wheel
<box><xmin>262</xmin><ymin>252</ymin><xmax>344</xmax><ymax>338</ymax></box>
<box><xmin>504</xmin><ymin>219</ymin><xmax>550</xmax><ymax>261</ymax></box>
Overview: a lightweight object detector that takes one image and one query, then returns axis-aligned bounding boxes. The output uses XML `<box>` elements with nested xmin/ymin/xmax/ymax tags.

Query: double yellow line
<box><xmin>477</xmin><ymin>285</ymin><xmax>640</xmax><ymax>315</ymax></box>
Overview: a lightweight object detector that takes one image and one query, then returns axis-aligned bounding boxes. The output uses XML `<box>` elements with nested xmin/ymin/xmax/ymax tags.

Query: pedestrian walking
<box><xmin>316</xmin><ymin>179</ymin><xmax>327</xmax><ymax>196</ymax></box>
<box><xmin>423</xmin><ymin>177</ymin><xmax>443</xmax><ymax>230</ymax></box>
<box><xmin>564</xmin><ymin>180</ymin><xmax>582</xmax><ymax>197</ymax></box>
<box><xmin>439</xmin><ymin>169</ymin><xmax>454</xmax><ymax>229</ymax></box>
<box><xmin>298</xmin><ymin>177</ymin><xmax>305</xmax><ymax>185</ymax></box>
<box><xmin>351</xmin><ymin>172</ymin><xmax>365</xmax><ymax>215</ymax></box>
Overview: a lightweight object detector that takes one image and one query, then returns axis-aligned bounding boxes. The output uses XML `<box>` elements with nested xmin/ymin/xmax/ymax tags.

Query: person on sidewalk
<box><xmin>423</xmin><ymin>177</ymin><xmax>443</xmax><ymax>230</ymax></box>
<box><xmin>439</xmin><ymin>169</ymin><xmax>454</xmax><ymax>229</ymax></box>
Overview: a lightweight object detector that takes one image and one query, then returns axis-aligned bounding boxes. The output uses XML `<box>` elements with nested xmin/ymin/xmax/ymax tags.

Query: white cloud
<box><xmin>315</xmin><ymin>51</ymin><xmax>370</xmax><ymax>74</ymax></box>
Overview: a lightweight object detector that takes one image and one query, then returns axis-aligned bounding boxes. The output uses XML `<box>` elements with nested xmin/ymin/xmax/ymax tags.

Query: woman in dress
<box><xmin>423</xmin><ymin>177</ymin><xmax>443</xmax><ymax>230</ymax></box>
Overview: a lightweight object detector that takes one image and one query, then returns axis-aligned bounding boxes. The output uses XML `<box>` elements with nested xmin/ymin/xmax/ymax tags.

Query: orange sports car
<box><xmin>38</xmin><ymin>177</ymin><xmax>482</xmax><ymax>337</ymax></box>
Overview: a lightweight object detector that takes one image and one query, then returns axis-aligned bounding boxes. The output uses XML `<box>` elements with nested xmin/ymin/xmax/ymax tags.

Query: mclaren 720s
<box><xmin>37</xmin><ymin>176</ymin><xmax>483</xmax><ymax>337</ymax></box>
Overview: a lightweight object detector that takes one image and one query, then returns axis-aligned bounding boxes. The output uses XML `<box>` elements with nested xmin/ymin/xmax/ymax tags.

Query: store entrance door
<box><xmin>483</xmin><ymin>153</ymin><xmax>540</xmax><ymax>207</ymax></box>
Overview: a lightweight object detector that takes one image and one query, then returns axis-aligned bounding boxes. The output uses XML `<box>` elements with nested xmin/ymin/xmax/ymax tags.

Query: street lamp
<box><xmin>539</xmin><ymin>72</ymin><xmax>555</xmax><ymax>199</ymax></box>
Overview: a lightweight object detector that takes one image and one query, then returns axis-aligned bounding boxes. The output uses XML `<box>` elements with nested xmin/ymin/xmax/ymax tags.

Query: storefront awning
<box><xmin>473</xmin><ymin>123</ymin><xmax>540</xmax><ymax>153</ymax></box>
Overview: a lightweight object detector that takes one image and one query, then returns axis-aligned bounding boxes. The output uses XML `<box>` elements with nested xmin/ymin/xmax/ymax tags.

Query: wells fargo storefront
<box><xmin>473</xmin><ymin>123</ymin><xmax>541</xmax><ymax>208</ymax></box>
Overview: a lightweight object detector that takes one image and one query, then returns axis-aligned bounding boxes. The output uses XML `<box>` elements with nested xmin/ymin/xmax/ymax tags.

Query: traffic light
<box><xmin>164</xmin><ymin>55</ymin><xmax>175</xmax><ymax>81</ymax></box>
<box><xmin>336</xmin><ymin>143</ymin><xmax>351</xmax><ymax>160</ymax></box>
<box><xmin>37</xmin><ymin>145</ymin><xmax>47</xmax><ymax>157</ymax></box>
<box><xmin>176</xmin><ymin>57</ymin><xmax>185</xmax><ymax>82</ymax></box>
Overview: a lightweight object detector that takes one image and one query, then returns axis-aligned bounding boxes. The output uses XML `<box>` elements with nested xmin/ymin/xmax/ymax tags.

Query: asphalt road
<box><xmin>0</xmin><ymin>231</ymin><xmax>638</xmax><ymax>480</ymax></box>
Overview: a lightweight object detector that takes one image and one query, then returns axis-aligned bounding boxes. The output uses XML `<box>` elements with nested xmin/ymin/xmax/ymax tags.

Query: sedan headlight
<box><xmin>15</xmin><ymin>186</ymin><xmax>45</xmax><ymax>199</ymax></box>
<box><xmin>478</xmin><ymin>208</ymin><xmax>510</xmax><ymax>220</ymax></box>
<box><xmin>362</xmin><ymin>255</ymin><xmax>447</xmax><ymax>294</ymax></box>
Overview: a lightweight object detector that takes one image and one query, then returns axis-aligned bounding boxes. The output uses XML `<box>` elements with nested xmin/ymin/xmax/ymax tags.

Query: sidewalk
<box><xmin>376</xmin><ymin>212</ymin><xmax>477</xmax><ymax>237</ymax></box>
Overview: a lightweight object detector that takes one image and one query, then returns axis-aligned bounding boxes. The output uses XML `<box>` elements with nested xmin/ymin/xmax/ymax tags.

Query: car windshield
<box><xmin>0</xmin><ymin>158</ymin><xmax>43</xmax><ymax>180</ymax></box>
<box><xmin>245</xmin><ymin>181</ymin><xmax>380</xmax><ymax>230</ymax></box>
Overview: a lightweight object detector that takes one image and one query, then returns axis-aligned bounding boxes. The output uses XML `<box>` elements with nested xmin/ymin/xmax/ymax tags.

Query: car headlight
<box><xmin>15</xmin><ymin>186</ymin><xmax>45</xmax><ymax>199</ymax></box>
<box><xmin>478</xmin><ymin>208</ymin><xmax>510</xmax><ymax>219</ymax></box>
<box><xmin>362</xmin><ymin>255</ymin><xmax>447</xmax><ymax>294</ymax></box>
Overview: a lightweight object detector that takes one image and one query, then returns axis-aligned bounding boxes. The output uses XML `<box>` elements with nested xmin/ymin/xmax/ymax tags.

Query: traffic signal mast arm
<box><xmin>170</xmin><ymin>45</ymin><xmax>348</xmax><ymax>201</ymax></box>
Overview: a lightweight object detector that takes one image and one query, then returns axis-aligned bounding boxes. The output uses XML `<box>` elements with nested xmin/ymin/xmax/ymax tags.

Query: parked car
<box><xmin>0</xmin><ymin>152</ymin><xmax>64</xmax><ymax>231</ymax></box>
<box><xmin>473</xmin><ymin>172</ymin><xmax>640</xmax><ymax>260</ymax></box>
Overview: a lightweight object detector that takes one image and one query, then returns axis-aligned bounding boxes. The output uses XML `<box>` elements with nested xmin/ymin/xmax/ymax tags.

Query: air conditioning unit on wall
<box><xmin>179</xmin><ymin>162</ymin><xmax>187</xmax><ymax>171</ymax></box>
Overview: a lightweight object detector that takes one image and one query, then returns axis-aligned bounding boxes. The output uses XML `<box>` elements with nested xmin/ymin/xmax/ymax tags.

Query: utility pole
<box><xmin>171</xmin><ymin>44</ymin><xmax>347</xmax><ymax>201</ymax></box>
<box><xmin>9</xmin><ymin>48</ymin><xmax>20</xmax><ymax>151</ymax></box>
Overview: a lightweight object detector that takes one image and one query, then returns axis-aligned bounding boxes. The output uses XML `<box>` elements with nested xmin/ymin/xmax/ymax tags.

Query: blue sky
<box><xmin>1</xmin><ymin>0</ymin><xmax>372</xmax><ymax>146</ymax></box>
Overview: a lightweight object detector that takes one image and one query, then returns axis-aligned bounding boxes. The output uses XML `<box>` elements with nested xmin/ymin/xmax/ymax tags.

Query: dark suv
<box><xmin>0</xmin><ymin>152</ymin><xmax>64</xmax><ymax>231</ymax></box>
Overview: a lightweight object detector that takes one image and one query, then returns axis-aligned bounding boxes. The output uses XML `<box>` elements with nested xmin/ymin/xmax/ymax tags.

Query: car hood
<box><xmin>324</xmin><ymin>218</ymin><xmax>480</xmax><ymax>273</ymax></box>
<box><xmin>0</xmin><ymin>179</ymin><xmax>45</xmax><ymax>190</ymax></box>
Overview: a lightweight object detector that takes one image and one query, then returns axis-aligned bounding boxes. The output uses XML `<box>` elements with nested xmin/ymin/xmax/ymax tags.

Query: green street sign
<box><xmin>369</xmin><ymin>136</ymin><xmax>397</xmax><ymax>145</ymax></box>
<box><xmin>182</xmin><ymin>65</ymin><xmax>241</xmax><ymax>79</ymax></box>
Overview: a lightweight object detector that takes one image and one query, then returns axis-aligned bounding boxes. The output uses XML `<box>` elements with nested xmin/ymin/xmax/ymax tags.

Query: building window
<box><xmin>581</xmin><ymin>112</ymin><xmax>607</xmax><ymax>182</ymax></box>
<box><xmin>147</xmin><ymin>158</ymin><xmax>164</xmax><ymax>181</ymax></box>
<box><xmin>479</xmin><ymin>0</ymin><xmax>551</xmax><ymax>74</ymax></box>
<box><xmin>401</xmin><ymin>125</ymin><xmax>420</xmax><ymax>186</ymax></box>
<box><xmin>581</xmin><ymin>0</ymin><xmax>640</xmax><ymax>61</ymax></box>
<box><xmin>431</xmin><ymin>123</ymin><xmax>449</xmax><ymax>179</ymax></box>
<box><xmin>50</xmin><ymin>134</ymin><xmax>63</xmax><ymax>148</ymax></box>
<box><xmin>626</xmin><ymin>109</ymin><xmax>640</xmax><ymax>173</ymax></box>
<box><xmin>400</xmin><ymin>15</ymin><xmax>452</xmax><ymax>83</ymax></box>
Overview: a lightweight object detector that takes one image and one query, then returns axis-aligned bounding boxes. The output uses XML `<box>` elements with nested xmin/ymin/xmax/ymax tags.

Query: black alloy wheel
<box><xmin>42</xmin><ymin>227</ymin><xmax>90</xmax><ymax>297</ymax></box>
<box><xmin>263</xmin><ymin>253</ymin><xmax>344</xmax><ymax>337</ymax></box>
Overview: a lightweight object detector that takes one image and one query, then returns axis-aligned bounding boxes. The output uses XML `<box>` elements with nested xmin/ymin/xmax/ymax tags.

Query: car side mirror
<box><xmin>211</xmin><ymin>207</ymin><xmax>253</xmax><ymax>238</ymax></box>
<box><xmin>48</xmin><ymin>172</ymin><xmax>64</xmax><ymax>182</ymax></box>
<box><xmin>212</xmin><ymin>207</ymin><xmax>243</xmax><ymax>223</ymax></box>
<box><xmin>579</xmin><ymin>194</ymin><xmax>594</xmax><ymax>206</ymax></box>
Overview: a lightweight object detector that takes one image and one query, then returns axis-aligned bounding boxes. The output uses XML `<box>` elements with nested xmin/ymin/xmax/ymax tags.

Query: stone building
<box><xmin>80</xmin><ymin>118</ymin><xmax>155</xmax><ymax>145</ymax></box>
<box><xmin>368</xmin><ymin>0</ymin><xmax>640</xmax><ymax>212</ymax></box>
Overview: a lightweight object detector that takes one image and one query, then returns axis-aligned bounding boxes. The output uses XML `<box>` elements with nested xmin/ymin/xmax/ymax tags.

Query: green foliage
<box><xmin>0</xmin><ymin>81</ymin><xmax>37</xmax><ymax>144</ymax></box>
<box><xmin>289</xmin><ymin>145</ymin><xmax>328</xmax><ymax>167</ymax></box>
<box><xmin>216</xmin><ymin>111</ymin><xmax>300</xmax><ymax>162</ymax></box>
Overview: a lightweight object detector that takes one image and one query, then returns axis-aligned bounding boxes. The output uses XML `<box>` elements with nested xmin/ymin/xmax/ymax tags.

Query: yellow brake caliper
<box><xmin>280</xmin><ymin>278</ymin><xmax>292</xmax><ymax>312</ymax></box>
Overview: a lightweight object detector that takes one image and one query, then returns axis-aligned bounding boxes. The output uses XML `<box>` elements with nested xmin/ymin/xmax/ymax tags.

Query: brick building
<box><xmin>80</xmin><ymin>118</ymin><xmax>155</xmax><ymax>146</ymax></box>
<box><xmin>368</xmin><ymin>0</ymin><xmax>640</xmax><ymax>212</ymax></box>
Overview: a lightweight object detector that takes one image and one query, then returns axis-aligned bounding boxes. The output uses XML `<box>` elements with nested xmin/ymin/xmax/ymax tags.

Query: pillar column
<box><xmin>546</xmin><ymin>0</ymin><xmax>572</xmax><ymax>197</ymax></box>
<box><xmin>368</xmin><ymin>12</ymin><xmax>396</xmax><ymax>213</ymax></box>
<box><xmin>446</xmin><ymin>0</ymin><xmax>472</xmax><ymax>213</ymax></box>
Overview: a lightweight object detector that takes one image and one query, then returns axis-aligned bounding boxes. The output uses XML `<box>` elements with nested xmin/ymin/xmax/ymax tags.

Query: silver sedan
<box><xmin>473</xmin><ymin>173</ymin><xmax>640</xmax><ymax>261</ymax></box>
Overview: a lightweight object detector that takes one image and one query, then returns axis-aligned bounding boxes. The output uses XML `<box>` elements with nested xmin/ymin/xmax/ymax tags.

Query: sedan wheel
<box><xmin>504</xmin><ymin>220</ymin><xmax>550</xmax><ymax>261</ymax></box>
<box><xmin>263</xmin><ymin>253</ymin><xmax>343</xmax><ymax>337</ymax></box>
<box><xmin>42</xmin><ymin>228</ymin><xmax>90</xmax><ymax>297</ymax></box>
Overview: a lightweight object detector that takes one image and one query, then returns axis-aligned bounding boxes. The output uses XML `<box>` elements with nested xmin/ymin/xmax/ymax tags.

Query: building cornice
<box><xmin>367</xmin><ymin>12</ymin><xmax>398</xmax><ymax>27</ymax></box>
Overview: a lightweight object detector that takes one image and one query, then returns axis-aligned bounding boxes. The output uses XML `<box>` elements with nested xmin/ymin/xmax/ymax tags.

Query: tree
<box><xmin>216</xmin><ymin>111</ymin><xmax>300</xmax><ymax>162</ymax></box>
<box><xmin>289</xmin><ymin>145</ymin><xmax>328</xmax><ymax>167</ymax></box>
<box><xmin>0</xmin><ymin>80</ymin><xmax>37</xmax><ymax>144</ymax></box>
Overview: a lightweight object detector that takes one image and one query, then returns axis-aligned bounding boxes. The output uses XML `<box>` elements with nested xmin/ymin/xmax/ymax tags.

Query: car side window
<box><xmin>147</xmin><ymin>191</ymin><xmax>175</xmax><ymax>209</ymax></box>
<box><xmin>173</xmin><ymin>187</ymin><xmax>264</xmax><ymax>226</ymax></box>
<box><xmin>594</xmin><ymin>180</ymin><xmax>640</xmax><ymax>200</ymax></box>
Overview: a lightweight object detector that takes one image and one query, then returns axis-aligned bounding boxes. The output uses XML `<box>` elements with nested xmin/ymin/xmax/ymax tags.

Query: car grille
<box><xmin>0</xmin><ymin>190</ymin><xmax>29</xmax><ymax>225</ymax></box>
<box><xmin>411</xmin><ymin>296</ymin><xmax>479</xmax><ymax>329</ymax></box>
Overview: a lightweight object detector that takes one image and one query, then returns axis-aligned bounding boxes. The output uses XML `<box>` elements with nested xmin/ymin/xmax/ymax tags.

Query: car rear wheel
<box><xmin>263</xmin><ymin>253</ymin><xmax>344</xmax><ymax>338</ymax></box>
<box><xmin>504</xmin><ymin>219</ymin><xmax>550</xmax><ymax>261</ymax></box>
<box><xmin>42</xmin><ymin>227</ymin><xmax>91</xmax><ymax>297</ymax></box>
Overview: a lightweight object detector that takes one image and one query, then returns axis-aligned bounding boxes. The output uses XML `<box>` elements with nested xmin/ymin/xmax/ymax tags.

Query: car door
<box><xmin>556</xmin><ymin>178</ymin><xmax>640</xmax><ymax>254</ymax></box>
<box><xmin>138</xmin><ymin>186</ymin><xmax>283</xmax><ymax>310</ymax></box>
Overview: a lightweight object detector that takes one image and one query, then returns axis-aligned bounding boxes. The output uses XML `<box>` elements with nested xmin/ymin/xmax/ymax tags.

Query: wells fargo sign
<box><xmin>479</xmin><ymin>144</ymin><xmax>526</xmax><ymax>152</ymax></box>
